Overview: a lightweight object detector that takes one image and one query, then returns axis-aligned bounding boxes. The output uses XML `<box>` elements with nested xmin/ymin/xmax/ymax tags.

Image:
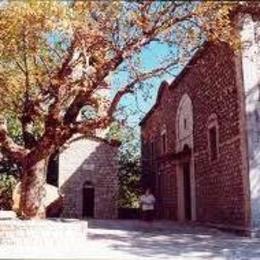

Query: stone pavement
<box><xmin>1</xmin><ymin>219</ymin><xmax>260</xmax><ymax>259</ymax></box>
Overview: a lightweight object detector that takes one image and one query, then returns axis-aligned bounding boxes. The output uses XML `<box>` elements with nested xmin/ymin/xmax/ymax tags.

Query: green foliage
<box><xmin>107</xmin><ymin>122</ymin><xmax>141</xmax><ymax>208</ymax></box>
<box><xmin>0</xmin><ymin>112</ymin><xmax>22</xmax><ymax>174</ymax></box>
<box><xmin>5</xmin><ymin>112</ymin><xmax>23</xmax><ymax>145</ymax></box>
<box><xmin>107</xmin><ymin>121</ymin><xmax>140</xmax><ymax>158</ymax></box>
<box><xmin>0</xmin><ymin>173</ymin><xmax>17</xmax><ymax>210</ymax></box>
<box><xmin>118</xmin><ymin>155</ymin><xmax>141</xmax><ymax>208</ymax></box>
<box><xmin>81</xmin><ymin>105</ymin><xmax>98</xmax><ymax>121</ymax></box>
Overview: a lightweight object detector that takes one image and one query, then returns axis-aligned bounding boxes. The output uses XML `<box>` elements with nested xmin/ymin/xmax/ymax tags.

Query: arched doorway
<box><xmin>82</xmin><ymin>181</ymin><xmax>95</xmax><ymax>218</ymax></box>
<box><xmin>176</xmin><ymin>94</ymin><xmax>196</xmax><ymax>222</ymax></box>
<box><xmin>181</xmin><ymin>155</ymin><xmax>192</xmax><ymax>221</ymax></box>
<box><xmin>176</xmin><ymin>145</ymin><xmax>192</xmax><ymax>221</ymax></box>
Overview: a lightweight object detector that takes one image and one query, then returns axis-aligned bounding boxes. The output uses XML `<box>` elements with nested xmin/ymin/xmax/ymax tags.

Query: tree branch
<box><xmin>61</xmin><ymin>6</ymin><xmax>193</xmax><ymax>126</ymax></box>
<box><xmin>75</xmin><ymin>59</ymin><xmax>179</xmax><ymax>135</ymax></box>
<box><xmin>0</xmin><ymin>117</ymin><xmax>28</xmax><ymax>162</ymax></box>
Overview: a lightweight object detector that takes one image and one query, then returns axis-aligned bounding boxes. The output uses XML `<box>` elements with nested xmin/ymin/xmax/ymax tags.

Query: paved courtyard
<box><xmin>1</xmin><ymin>219</ymin><xmax>260</xmax><ymax>259</ymax></box>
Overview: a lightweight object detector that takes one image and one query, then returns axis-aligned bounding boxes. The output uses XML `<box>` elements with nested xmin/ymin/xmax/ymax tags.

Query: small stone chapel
<box><xmin>47</xmin><ymin>137</ymin><xmax>119</xmax><ymax>219</ymax></box>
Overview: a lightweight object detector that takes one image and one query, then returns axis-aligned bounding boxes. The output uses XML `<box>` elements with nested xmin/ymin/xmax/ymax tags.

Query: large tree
<box><xmin>0</xmin><ymin>1</ymin><xmax>246</xmax><ymax>218</ymax></box>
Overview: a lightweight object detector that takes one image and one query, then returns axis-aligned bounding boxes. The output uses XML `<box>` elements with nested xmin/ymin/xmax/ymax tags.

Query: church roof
<box><xmin>139</xmin><ymin>41</ymin><xmax>212</xmax><ymax>126</ymax></box>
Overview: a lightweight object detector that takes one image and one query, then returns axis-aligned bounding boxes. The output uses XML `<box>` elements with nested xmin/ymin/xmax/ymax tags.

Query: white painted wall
<box><xmin>240</xmin><ymin>14</ymin><xmax>260</xmax><ymax>228</ymax></box>
<box><xmin>59</xmin><ymin>138</ymin><xmax>100</xmax><ymax>187</ymax></box>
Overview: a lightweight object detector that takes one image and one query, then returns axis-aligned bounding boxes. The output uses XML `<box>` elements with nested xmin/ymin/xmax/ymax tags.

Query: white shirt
<box><xmin>140</xmin><ymin>194</ymin><xmax>156</xmax><ymax>211</ymax></box>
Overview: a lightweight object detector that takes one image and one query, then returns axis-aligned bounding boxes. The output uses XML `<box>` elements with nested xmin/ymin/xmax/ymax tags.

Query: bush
<box><xmin>106</xmin><ymin>122</ymin><xmax>142</xmax><ymax>208</ymax></box>
<box><xmin>118</xmin><ymin>157</ymin><xmax>141</xmax><ymax>208</ymax></box>
<box><xmin>0</xmin><ymin>173</ymin><xmax>17</xmax><ymax>210</ymax></box>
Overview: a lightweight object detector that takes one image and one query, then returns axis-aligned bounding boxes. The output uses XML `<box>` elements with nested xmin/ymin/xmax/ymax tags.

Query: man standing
<box><xmin>140</xmin><ymin>188</ymin><xmax>156</xmax><ymax>222</ymax></box>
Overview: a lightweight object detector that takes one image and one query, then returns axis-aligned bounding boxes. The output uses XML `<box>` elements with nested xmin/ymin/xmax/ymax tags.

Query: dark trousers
<box><xmin>142</xmin><ymin>210</ymin><xmax>154</xmax><ymax>221</ymax></box>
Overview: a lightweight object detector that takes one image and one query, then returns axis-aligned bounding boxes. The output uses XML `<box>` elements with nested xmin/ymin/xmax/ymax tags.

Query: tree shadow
<box><xmin>58</xmin><ymin>139</ymin><xmax>118</xmax><ymax>219</ymax></box>
<box><xmin>87</xmin><ymin>219</ymin><xmax>260</xmax><ymax>259</ymax></box>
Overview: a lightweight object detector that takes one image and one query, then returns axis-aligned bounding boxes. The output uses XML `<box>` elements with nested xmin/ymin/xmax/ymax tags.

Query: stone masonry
<box><xmin>141</xmin><ymin>42</ymin><xmax>249</xmax><ymax>230</ymax></box>
<box><xmin>58</xmin><ymin>137</ymin><xmax>119</xmax><ymax>219</ymax></box>
<box><xmin>140</xmin><ymin>10</ymin><xmax>260</xmax><ymax>233</ymax></box>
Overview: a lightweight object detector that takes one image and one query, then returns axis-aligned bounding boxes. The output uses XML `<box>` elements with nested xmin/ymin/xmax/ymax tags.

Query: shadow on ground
<box><xmin>87</xmin><ymin>219</ymin><xmax>260</xmax><ymax>259</ymax></box>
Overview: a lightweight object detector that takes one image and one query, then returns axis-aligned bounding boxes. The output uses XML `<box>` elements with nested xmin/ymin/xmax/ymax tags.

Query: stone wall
<box><xmin>59</xmin><ymin>138</ymin><xmax>119</xmax><ymax>219</ymax></box>
<box><xmin>140</xmin><ymin>42</ymin><xmax>250</xmax><ymax>230</ymax></box>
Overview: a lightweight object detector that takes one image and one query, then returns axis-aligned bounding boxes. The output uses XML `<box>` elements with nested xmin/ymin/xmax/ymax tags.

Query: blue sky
<box><xmin>111</xmin><ymin>41</ymin><xmax>182</xmax><ymax>128</ymax></box>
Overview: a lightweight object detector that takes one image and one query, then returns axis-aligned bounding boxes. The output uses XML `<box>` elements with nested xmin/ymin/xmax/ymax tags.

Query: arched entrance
<box><xmin>176</xmin><ymin>94</ymin><xmax>196</xmax><ymax>222</ymax></box>
<box><xmin>82</xmin><ymin>181</ymin><xmax>95</xmax><ymax>218</ymax></box>
<box><xmin>180</xmin><ymin>146</ymin><xmax>192</xmax><ymax>221</ymax></box>
<box><xmin>182</xmin><ymin>161</ymin><xmax>192</xmax><ymax>221</ymax></box>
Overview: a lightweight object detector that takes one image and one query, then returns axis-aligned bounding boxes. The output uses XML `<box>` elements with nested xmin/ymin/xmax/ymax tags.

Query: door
<box><xmin>183</xmin><ymin>162</ymin><xmax>192</xmax><ymax>221</ymax></box>
<box><xmin>82</xmin><ymin>185</ymin><xmax>94</xmax><ymax>218</ymax></box>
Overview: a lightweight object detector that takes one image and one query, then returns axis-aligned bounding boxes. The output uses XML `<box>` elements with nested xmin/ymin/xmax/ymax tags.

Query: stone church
<box><xmin>140</xmin><ymin>9</ymin><xmax>260</xmax><ymax>234</ymax></box>
<box><xmin>46</xmin><ymin>137</ymin><xmax>119</xmax><ymax>219</ymax></box>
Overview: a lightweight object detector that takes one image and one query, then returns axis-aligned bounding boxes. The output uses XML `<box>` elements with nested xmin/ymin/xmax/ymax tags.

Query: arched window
<box><xmin>161</xmin><ymin>125</ymin><xmax>167</xmax><ymax>154</ymax></box>
<box><xmin>176</xmin><ymin>94</ymin><xmax>193</xmax><ymax>152</ymax></box>
<box><xmin>207</xmin><ymin>114</ymin><xmax>219</xmax><ymax>161</ymax></box>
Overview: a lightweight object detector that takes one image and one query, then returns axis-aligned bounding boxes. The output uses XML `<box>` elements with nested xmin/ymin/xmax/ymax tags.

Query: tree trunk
<box><xmin>19</xmin><ymin>159</ymin><xmax>48</xmax><ymax>219</ymax></box>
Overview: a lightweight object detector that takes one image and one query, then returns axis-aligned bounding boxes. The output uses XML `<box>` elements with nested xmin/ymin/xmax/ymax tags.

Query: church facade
<box><xmin>140</xmin><ymin>11</ymin><xmax>260</xmax><ymax>234</ymax></box>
